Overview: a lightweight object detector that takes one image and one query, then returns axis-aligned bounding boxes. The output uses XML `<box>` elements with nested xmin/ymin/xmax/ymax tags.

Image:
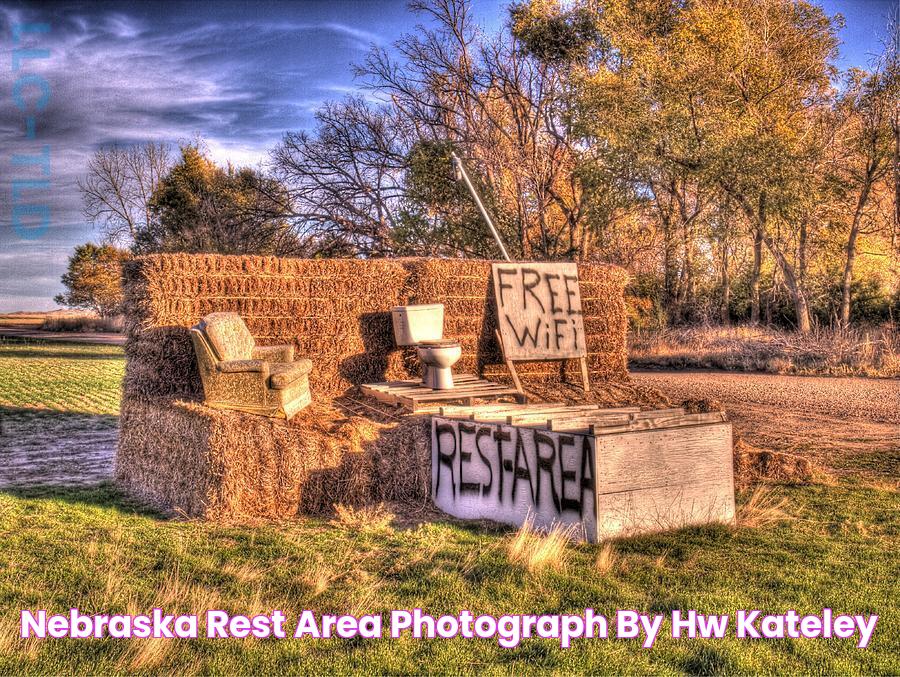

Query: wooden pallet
<box><xmin>431</xmin><ymin>402</ymin><xmax>726</xmax><ymax>434</ymax></box>
<box><xmin>360</xmin><ymin>374</ymin><xmax>525</xmax><ymax>412</ymax></box>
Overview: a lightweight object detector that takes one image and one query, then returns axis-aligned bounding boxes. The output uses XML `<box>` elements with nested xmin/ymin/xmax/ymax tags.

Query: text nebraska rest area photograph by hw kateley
<box><xmin>0</xmin><ymin>0</ymin><xmax>897</xmax><ymax>674</ymax></box>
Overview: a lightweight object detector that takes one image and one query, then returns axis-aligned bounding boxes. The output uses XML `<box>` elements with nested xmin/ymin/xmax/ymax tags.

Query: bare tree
<box><xmin>271</xmin><ymin>99</ymin><xmax>410</xmax><ymax>256</ymax></box>
<box><xmin>79</xmin><ymin>142</ymin><xmax>171</xmax><ymax>245</ymax></box>
<box><xmin>356</xmin><ymin>0</ymin><xmax>595</xmax><ymax>259</ymax></box>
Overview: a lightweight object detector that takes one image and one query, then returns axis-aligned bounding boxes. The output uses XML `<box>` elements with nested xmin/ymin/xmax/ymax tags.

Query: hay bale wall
<box><xmin>122</xmin><ymin>254</ymin><xmax>628</xmax><ymax>400</ymax></box>
<box><xmin>118</xmin><ymin>253</ymin><xmax>627</xmax><ymax>519</ymax></box>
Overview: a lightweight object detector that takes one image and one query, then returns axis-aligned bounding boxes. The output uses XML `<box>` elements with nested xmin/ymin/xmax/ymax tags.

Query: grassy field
<box><xmin>0</xmin><ymin>340</ymin><xmax>897</xmax><ymax>674</ymax></box>
<box><xmin>0</xmin><ymin>340</ymin><xmax>124</xmax><ymax>414</ymax></box>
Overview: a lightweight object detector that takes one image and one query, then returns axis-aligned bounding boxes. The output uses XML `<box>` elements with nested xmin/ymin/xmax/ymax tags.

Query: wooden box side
<box><xmin>593</xmin><ymin>422</ymin><xmax>735</xmax><ymax>540</ymax></box>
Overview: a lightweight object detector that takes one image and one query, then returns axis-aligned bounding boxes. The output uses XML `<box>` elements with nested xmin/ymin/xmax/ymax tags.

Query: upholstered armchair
<box><xmin>189</xmin><ymin>312</ymin><xmax>312</xmax><ymax>419</ymax></box>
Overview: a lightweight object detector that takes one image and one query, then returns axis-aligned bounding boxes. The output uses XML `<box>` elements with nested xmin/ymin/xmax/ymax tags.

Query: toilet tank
<box><xmin>391</xmin><ymin>304</ymin><xmax>444</xmax><ymax>346</ymax></box>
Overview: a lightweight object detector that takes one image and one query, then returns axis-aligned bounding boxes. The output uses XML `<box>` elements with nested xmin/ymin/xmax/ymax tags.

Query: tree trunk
<box><xmin>681</xmin><ymin>219</ymin><xmax>696</xmax><ymax>321</ymax></box>
<box><xmin>840</xmin><ymin>181</ymin><xmax>872</xmax><ymax>327</ymax></box>
<box><xmin>733</xmin><ymin>190</ymin><xmax>810</xmax><ymax>332</ymax></box>
<box><xmin>750</xmin><ymin>193</ymin><xmax>765</xmax><ymax>324</ymax></box>
<box><xmin>750</xmin><ymin>223</ymin><xmax>762</xmax><ymax>325</ymax></box>
<box><xmin>839</xmin><ymin>222</ymin><xmax>859</xmax><ymax>327</ymax></box>
<box><xmin>799</xmin><ymin>220</ymin><xmax>808</xmax><ymax>285</ymax></box>
<box><xmin>762</xmin><ymin>232</ymin><xmax>811</xmax><ymax>332</ymax></box>
<box><xmin>720</xmin><ymin>247</ymin><xmax>731</xmax><ymax>325</ymax></box>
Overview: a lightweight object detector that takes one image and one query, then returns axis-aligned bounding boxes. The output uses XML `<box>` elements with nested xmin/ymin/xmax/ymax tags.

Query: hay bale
<box><xmin>118</xmin><ymin>254</ymin><xmax>630</xmax><ymax>519</ymax></box>
<box><xmin>122</xmin><ymin>255</ymin><xmax>413</xmax><ymax>400</ymax></box>
<box><xmin>368</xmin><ymin>415</ymin><xmax>432</xmax><ymax>506</ymax></box>
<box><xmin>116</xmin><ymin>395</ymin><xmax>435</xmax><ymax>519</ymax></box>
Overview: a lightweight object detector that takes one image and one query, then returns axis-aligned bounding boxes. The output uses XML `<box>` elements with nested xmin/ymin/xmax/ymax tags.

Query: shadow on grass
<box><xmin>676</xmin><ymin>643</ymin><xmax>740</xmax><ymax>675</ymax></box>
<box><xmin>0</xmin><ymin>481</ymin><xmax>167</xmax><ymax>518</ymax></box>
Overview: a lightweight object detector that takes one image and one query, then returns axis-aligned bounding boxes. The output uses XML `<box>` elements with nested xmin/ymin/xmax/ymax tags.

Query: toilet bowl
<box><xmin>391</xmin><ymin>304</ymin><xmax>462</xmax><ymax>390</ymax></box>
<box><xmin>417</xmin><ymin>339</ymin><xmax>462</xmax><ymax>390</ymax></box>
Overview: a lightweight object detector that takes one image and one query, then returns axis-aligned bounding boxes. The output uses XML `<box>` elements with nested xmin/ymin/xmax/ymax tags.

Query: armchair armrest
<box><xmin>252</xmin><ymin>344</ymin><xmax>295</xmax><ymax>362</ymax></box>
<box><xmin>217</xmin><ymin>359</ymin><xmax>270</xmax><ymax>378</ymax></box>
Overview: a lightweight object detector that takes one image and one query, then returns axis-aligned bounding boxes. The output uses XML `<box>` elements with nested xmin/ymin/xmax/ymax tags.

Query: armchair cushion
<box><xmin>200</xmin><ymin>312</ymin><xmax>255</xmax><ymax>361</ymax></box>
<box><xmin>252</xmin><ymin>344</ymin><xmax>295</xmax><ymax>362</ymax></box>
<box><xmin>218</xmin><ymin>359</ymin><xmax>269</xmax><ymax>375</ymax></box>
<box><xmin>268</xmin><ymin>359</ymin><xmax>313</xmax><ymax>389</ymax></box>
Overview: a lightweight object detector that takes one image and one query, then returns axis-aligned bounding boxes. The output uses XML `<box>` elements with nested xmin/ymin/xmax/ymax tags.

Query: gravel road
<box><xmin>631</xmin><ymin>370</ymin><xmax>899</xmax><ymax>424</ymax></box>
<box><xmin>632</xmin><ymin>370</ymin><xmax>899</xmax><ymax>478</ymax></box>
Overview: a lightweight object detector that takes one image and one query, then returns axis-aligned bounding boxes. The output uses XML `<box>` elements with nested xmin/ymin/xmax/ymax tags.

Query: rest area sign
<box><xmin>491</xmin><ymin>262</ymin><xmax>586</xmax><ymax>361</ymax></box>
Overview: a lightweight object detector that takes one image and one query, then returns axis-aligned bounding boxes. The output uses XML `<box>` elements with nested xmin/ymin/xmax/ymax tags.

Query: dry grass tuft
<box><xmin>737</xmin><ymin>486</ymin><xmax>791</xmax><ymax>529</ymax></box>
<box><xmin>733</xmin><ymin>438</ymin><xmax>822</xmax><ymax>489</ymax></box>
<box><xmin>630</xmin><ymin>324</ymin><xmax>899</xmax><ymax>377</ymax></box>
<box><xmin>301</xmin><ymin>558</ymin><xmax>336</xmax><ymax>597</ymax></box>
<box><xmin>507</xmin><ymin>517</ymin><xmax>574</xmax><ymax>573</ymax></box>
<box><xmin>332</xmin><ymin>502</ymin><xmax>395</xmax><ymax>531</ymax></box>
<box><xmin>222</xmin><ymin>561</ymin><xmax>264</xmax><ymax>585</ymax></box>
<box><xmin>0</xmin><ymin>618</ymin><xmax>42</xmax><ymax>661</ymax></box>
<box><xmin>117</xmin><ymin>637</ymin><xmax>173</xmax><ymax>672</ymax></box>
<box><xmin>594</xmin><ymin>542</ymin><xmax>618</xmax><ymax>574</ymax></box>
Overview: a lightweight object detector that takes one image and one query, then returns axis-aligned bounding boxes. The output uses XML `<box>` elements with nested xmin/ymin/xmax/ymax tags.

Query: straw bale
<box><xmin>117</xmin><ymin>395</ymin><xmax>433</xmax><ymax>519</ymax></box>
<box><xmin>119</xmin><ymin>254</ymin><xmax>630</xmax><ymax>518</ymax></box>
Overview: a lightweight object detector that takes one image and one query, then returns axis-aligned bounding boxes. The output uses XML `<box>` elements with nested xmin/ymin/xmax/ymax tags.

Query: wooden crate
<box><xmin>430</xmin><ymin>407</ymin><xmax>734</xmax><ymax>542</ymax></box>
<box><xmin>360</xmin><ymin>374</ymin><xmax>525</xmax><ymax>412</ymax></box>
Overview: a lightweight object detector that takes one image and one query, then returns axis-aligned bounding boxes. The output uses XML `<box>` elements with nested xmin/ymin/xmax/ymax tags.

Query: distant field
<box><xmin>0</xmin><ymin>339</ymin><xmax>897</xmax><ymax>673</ymax></box>
<box><xmin>0</xmin><ymin>313</ymin><xmax>49</xmax><ymax>328</ymax></box>
<box><xmin>0</xmin><ymin>311</ymin><xmax>123</xmax><ymax>335</ymax></box>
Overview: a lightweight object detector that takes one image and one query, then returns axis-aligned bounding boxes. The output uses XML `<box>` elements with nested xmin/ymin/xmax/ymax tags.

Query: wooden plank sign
<box><xmin>492</xmin><ymin>262</ymin><xmax>586</xmax><ymax>361</ymax></box>
<box><xmin>431</xmin><ymin>416</ymin><xmax>735</xmax><ymax>542</ymax></box>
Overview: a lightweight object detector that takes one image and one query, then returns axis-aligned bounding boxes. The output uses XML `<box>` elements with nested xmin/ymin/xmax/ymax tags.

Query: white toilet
<box><xmin>391</xmin><ymin>304</ymin><xmax>462</xmax><ymax>390</ymax></box>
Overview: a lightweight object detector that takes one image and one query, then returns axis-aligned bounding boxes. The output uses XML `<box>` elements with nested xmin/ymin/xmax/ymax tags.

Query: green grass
<box><xmin>0</xmin><ymin>339</ymin><xmax>897</xmax><ymax>674</ymax></box>
<box><xmin>0</xmin><ymin>339</ymin><xmax>124</xmax><ymax>414</ymax></box>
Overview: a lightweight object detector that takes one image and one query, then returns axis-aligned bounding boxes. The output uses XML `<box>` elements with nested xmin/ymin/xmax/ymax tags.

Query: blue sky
<box><xmin>0</xmin><ymin>0</ymin><xmax>894</xmax><ymax>312</ymax></box>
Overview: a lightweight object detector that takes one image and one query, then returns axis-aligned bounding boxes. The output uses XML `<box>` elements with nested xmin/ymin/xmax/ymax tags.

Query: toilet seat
<box><xmin>417</xmin><ymin>339</ymin><xmax>460</xmax><ymax>348</ymax></box>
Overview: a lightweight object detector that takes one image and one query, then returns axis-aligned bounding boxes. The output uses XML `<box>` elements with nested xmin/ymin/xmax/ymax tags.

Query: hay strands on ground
<box><xmin>361</xmin><ymin>374</ymin><xmax>525</xmax><ymax>412</ymax></box>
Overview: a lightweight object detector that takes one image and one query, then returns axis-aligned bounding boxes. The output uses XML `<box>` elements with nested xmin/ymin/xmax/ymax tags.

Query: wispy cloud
<box><xmin>0</xmin><ymin>0</ymin><xmax>416</xmax><ymax>310</ymax></box>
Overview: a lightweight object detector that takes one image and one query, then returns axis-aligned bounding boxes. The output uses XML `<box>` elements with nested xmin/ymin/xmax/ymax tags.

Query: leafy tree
<box><xmin>828</xmin><ymin>64</ymin><xmax>898</xmax><ymax>326</ymax></box>
<box><xmin>400</xmin><ymin>140</ymin><xmax>514</xmax><ymax>257</ymax></box>
<box><xmin>54</xmin><ymin>243</ymin><xmax>128</xmax><ymax>317</ymax></box>
<box><xmin>567</xmin><ymin>0</ymin><xmax>841</xmax><ymax>331</ymax></box>
<box><xmin>135</xmin><ymin>145</ymin><xmax>300</xmax><ymax>256</ymax></box>
<box><xmin>510</xmin><ymin>0</ymin><xmax>600</xmax><ymax>64</ymax></box>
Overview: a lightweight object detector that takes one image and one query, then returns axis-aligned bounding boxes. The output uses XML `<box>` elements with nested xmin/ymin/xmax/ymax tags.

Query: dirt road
<box><xmin>0</xmin><ymin>327</ymin><xmax>125</xmax><ymax>346</ymax></box>
<box><xmin>632</xmin><ymin>370</ymin><xmax>898</xmax><ymax>480</ymax></box>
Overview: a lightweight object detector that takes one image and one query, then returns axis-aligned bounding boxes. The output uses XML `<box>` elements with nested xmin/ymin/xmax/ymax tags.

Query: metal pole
<box><xmin>451</xmin><ymin>152</ymin><xmax>511</xmax><ymax>261</ymax></box>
